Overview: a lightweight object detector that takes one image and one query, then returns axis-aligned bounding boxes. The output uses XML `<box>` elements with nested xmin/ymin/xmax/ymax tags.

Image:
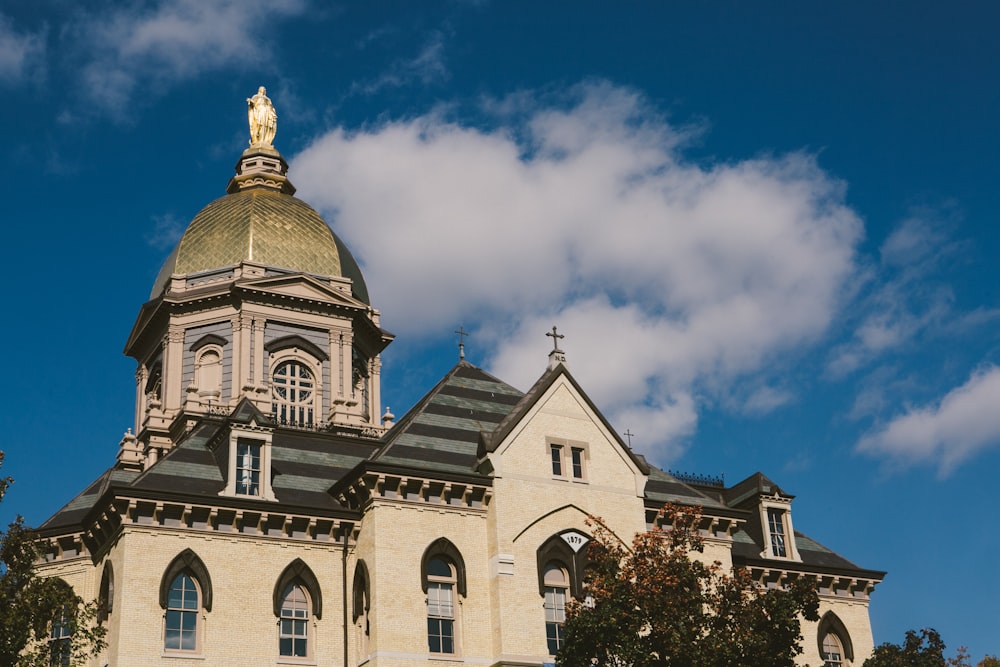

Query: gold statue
<box><xmin>247</xmin><ymin>86</ymin><xmax>277</xmax><ymax>147</ymax></box>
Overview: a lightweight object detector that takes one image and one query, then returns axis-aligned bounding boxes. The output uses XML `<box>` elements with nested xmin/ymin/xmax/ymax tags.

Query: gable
<box><xmin>487</xmin><ymin>372</ymin><xmax>646</xmax><ymax>496</ymax></box>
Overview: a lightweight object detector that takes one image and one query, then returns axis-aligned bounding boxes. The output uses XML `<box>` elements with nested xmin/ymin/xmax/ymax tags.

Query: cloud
<box><xmin>857</xmin><ymin>365</ymin><xmax>1000</xmax><ymax>475</ymax></box>
<box><xmin>291</xmin><ymin>82</ymin><xmax>864</xmax><ymax>465</ymax></box>
<box><xmin>66</xmin><ymin>0</ymin><xmax>307</xmax><ymax>115</ymax></box>
<box><xmin>0</xmin><ymin>13</ymin><xmax>45</xmax><ymax>84</ymax></box>
<box><xmin>351</xmin><ymin>30</ymin><xmax>450</xmax><ymax>95</ymax></box>
<box><xmin>826</xmin><ymin>212</ymin><xmax>960</xmax><ymax>378</ymax></box>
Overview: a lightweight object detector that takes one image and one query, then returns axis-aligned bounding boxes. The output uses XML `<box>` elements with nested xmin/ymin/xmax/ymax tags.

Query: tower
<box><xmin>119</xmin><ymin>92</ymin><xmax>393</xmax><ymax>470</ymax></box>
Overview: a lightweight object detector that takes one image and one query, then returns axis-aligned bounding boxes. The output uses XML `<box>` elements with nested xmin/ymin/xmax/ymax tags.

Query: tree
<box><xmin>556</xmin><ymin>503</ymin><xmax>820</xmax><ymax>667</ymax></box>
<box><xmin>0</xmin><ymin>451</ymin><xmax>106</xmax><ymax>667</ymax></box>
<box><xmin>863</xmin><ymin>628</ymin><xmax>998</xmax><ymax>667</ymax></box>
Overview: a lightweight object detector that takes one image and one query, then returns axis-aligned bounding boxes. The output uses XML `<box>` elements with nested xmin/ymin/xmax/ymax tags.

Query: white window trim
<box><xmin>220</xmin><ymin>422</ymin><xmax>277</xmax><ymax>501</ymax></box>
<box><xmin>759</xmin><ymin>498</ymin><xmax>800</xmax><ymax>561</ymax></box>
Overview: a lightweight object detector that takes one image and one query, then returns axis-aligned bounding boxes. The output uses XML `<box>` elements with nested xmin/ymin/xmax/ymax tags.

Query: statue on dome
<box><xmin>247</xmin><ymin>86</ymin><xmax>277</xmax><ymax>147</ymax></box>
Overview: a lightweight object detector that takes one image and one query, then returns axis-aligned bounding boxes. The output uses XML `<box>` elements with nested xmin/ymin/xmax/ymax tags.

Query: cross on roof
<box><xmin>454</xmin><ymin>325</ymin><xmax>470</xmax><ymax>360</ymax></box>
<box><xmin>546</xmin><ymin>326</ymin><xmax>565</xmax><ymax>352</ymax></box>
<box><xmin>623</xmin><ymin>429</ymin><xmax>635</xmax><ymax>447</ymax></box>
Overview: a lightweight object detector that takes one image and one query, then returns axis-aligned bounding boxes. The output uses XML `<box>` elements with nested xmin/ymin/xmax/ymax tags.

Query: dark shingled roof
<box><xmin>374</xmin><ymin>361</ymin><xmax>524</xmax><ymax>475</ymax></box>
<box><xmin>644</xmin><ymin>466</ymin><xmax>734</xmax><ymax>513</ymax></box>
<box><xmin>39</xmin><ymin>467</ymin><xmax>140</xmax><ymax>533</ymax></box>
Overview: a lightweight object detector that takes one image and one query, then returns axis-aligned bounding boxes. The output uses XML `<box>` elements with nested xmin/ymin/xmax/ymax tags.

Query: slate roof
<box><xmin>38</xmin><ymin>467</ymin><xmax>140</xmax><ymax>534</ymax></box>
<box><xmin>373</xmin><ymin>361</ymin><xmax>524</xmax><ymax>475</ymax></box>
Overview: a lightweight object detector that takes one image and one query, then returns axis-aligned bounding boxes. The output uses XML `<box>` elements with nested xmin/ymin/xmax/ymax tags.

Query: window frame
<box><xmin>221</xmin><ymin>424</ymin><xmax>276</xmax><ymax>501</ymax></box>
<box><xmin>48</xmin><ymin>610</ymin><xmax>72</xmax><ymax>667</ymax></box>
<box><xmin>278</xmin><ymin>583</ymin><xmax>311</xmax><ymax>659</ymax></box>
<box><xmin>164</xmin><ymin>573</ymin><xmax>201</xmax><ymax>653</ymax></box>
<box><xmin>420</xmin><ymin>539</ymin><xmax>466</xmax><ymax>656</ymax></box>
<box><xmin>759</xmin><ymin>500</ymin><xmax>799</xmax><ymax>560</ymax></box>
<box><xmin>269</xmin><ymin>355</ymin><xmax>321</xmax><ymax>428</ymax></box>
<box><xmin>426</xmin><ymin>558</ymin><xmax>457</xmax><ymax>655</ymax></box>
<box><xmin>547</xmin><ymin>438</ymin><xmax>589</xmax><ymax>482</ymax></box>
<box><xmin>159</xmin><ymin>549</ymin><xmax>212</xmax><ymax>655</ymax></box>
<box><xmin>542</xmin><ymin>562</ymin><xmax>570</xmax><ymax>656</ymax></box>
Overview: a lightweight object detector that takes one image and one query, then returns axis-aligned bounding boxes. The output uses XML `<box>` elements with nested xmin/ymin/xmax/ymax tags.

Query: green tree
<box><xmin>0</xmin><ymin>451</ymin><xmax>106</xmax><ymax>667</ymax></box>
<box><xmin>862</xmin><ymin>628</ymin><xmax>983</xmax><ymax>667</ymax></box>
<box><xmin>556</xmin><ymin>503</ymin><xmax>819</xmax><ymax>667</ymax></box>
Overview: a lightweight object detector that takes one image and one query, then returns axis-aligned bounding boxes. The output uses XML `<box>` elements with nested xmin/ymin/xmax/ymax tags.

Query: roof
<box><xmin>374</xmin><ymin>361</ymin><xmax>524</xmax><ymax>475</ymax></box>
<box><xmin>38</xmin><ymin>467</ymin><xmax>140</xmax><ymax>534</ymax></box>
<box><xmin>481</xmin><ymin>362</ymin><xmax>651</xmax><ymax>476</ymax></box>
<box><xmin>150</xmin><ymin>145</ymin><xmax>369</xmax><ymax>303</ymax></box>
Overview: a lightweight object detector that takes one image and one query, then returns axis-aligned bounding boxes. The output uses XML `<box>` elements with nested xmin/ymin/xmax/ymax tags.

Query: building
<box><xmin>37</xmin><ymin>90</ymin><xmax>884</xmax><ymax>667</ymax></box>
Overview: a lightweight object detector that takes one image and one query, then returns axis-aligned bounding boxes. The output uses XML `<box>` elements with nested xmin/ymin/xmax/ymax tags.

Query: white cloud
<box><xmin>0</xmin><ymin>14</ymin><xmax>45</xmax><ymax>84</ymax></box>
<box><xmin>351</xmin><ymin>30</ymin><xmax>450</xmax><ymax>95</ymax></box>
<box><xmin>857</xmin><ymin>365</ymin><xmax>1000</xmax><ymax>475</ymax></box>
<box><xmin>826</xmin><ymin>212</ymin><xmax>959</xmax><ymax>378</ymax></box>
<box><xmin>68</xmin><ymin>0</ymin><xmax>306</xmax><ymax>114</ymax></box>
<box><xmin>291</xmin><ymin>83</ymin><xmax>864</xmax><ymax>465</ymax></box>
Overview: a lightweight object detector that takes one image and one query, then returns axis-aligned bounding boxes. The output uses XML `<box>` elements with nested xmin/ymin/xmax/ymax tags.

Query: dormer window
<box><xmin>221</xmin><ymin>425</ymin><xmax>276</xmax><ymax>501</ymax></box>
<box><xmin>236</xmin><ymin>440</ymin><xmax>262</xmax><ymax>496</ymax></box>
<box><xmin>767</xmin><ymin>508</ymin><xmax>787</xmax><ymax>557</ymax></box>
<box><xmin>760</xmin><ymin>500</ymin><xmax>799</xmax><ymax>561</ymax></box>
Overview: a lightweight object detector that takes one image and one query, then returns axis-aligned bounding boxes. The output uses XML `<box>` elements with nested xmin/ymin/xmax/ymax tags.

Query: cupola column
<box><xmin>163</xmin><ymin>325</ymin><xmax>185</xmax><ymax>414</ymax></box>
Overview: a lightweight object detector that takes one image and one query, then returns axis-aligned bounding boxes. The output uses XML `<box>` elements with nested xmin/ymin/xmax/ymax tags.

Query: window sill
<box><xmin>428</xmin><ymin>654</ymin><xmax>462</xmax><ymax>661</ymax></box>
<box><xmin>276</xmin><ymin>659</ymin><xmax>316</xmax><ymax>666</ymax></box>
<box><xmin>161</xmin><ymin>651</ymin><xmax>205</xmax><ymax>660</ymax></box>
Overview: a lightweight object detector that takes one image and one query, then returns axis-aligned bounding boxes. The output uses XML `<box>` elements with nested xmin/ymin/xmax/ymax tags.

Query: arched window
<box><xmin>271</xmin><ymin>360</ymin><xmax>316</xmax><ymax>427</ymax></box>
<box><xmin>421</xmin><ymin>538</ymin><xmax>466</xmax><ymax>655</ymax></box>
<box><xmin>822</xmin><ymin>633</ymin><xmax>845</xmax><ymax>666</ymax></box>
<box><xmin>273</xmin><ymin>559</ymin><xmax>322</xmax><ymax>659</ymax></box>
<box><xmin>159</xmin><ymin>549</ymin><xmax>211</xmax><ymax>653</ymax></box>
<box><xmin>426</xmin><ymin>557</ymin><xmax>456</xmax><ymax>654</ymax></box>
<box><xmin>98</xmin><ymin>561</ymin><xmax>114</xmax><ymax>625</ymax></box>
<box><xmin>543</xmin><ymin>563</ymin><xmax>569</xmax><ymax>655</ymax></box>
<box><xmin>279</xmin><ymin>584</ymin><xmax>310</xmax><ymax>658</ymax></box>
<box><xmin>165</xmin><ymin>574</ymin><xmax>200</xmax><ymax>651</ymax></box>
<box><xmin>817</xmin><ymin>611</ymin><xmax>854</xmax><ymax>666</ymax></box>
<box><xmin>353</xmin><ymin>561</ymin><xmax>372</xmax><ymax>658</ymax></box>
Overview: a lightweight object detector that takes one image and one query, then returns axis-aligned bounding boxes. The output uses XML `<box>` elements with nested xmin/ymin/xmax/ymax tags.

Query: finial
<box><xmin>454</xmin><ymin>325</ymin><xmax>470</xmax><ymax>360</ymax></box>
<box><xmin>546</xmin><ymin>325</ymin><xmax>567</xmax><ymax>369</ymax></box>
<box><xmin>623</xmin><ymin>429</ymin><xmax>634</xmax><ymax>447</ymax></box>
<box><xmin>546</xmin><ymin>326</ymin><xmax>564</xmax><ymax>352</ymax></box>
<box><xmin>247</xmin><ymin>85</ymin><xmax>277</xmax><ymax>147</ymax></box>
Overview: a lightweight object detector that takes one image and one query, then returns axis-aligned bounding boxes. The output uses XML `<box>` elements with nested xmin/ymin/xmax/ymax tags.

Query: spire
<box><xmin>546</xmin><ymin>325</ymin><xmax>567</xmax><ymax>369</ymax></box>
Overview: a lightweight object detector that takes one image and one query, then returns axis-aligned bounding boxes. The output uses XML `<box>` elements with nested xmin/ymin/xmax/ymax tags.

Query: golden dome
<box><xmin>150</xmin><ymin>148</ymin><xmax>369</xmax><ymax>303</ymax></box>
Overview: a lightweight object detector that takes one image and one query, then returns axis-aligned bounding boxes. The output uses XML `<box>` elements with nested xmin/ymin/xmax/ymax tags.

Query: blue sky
<box><xmin>2</xmin><ymin>0</ymin><xmax>999</xmax><ymax>659</ymax></box>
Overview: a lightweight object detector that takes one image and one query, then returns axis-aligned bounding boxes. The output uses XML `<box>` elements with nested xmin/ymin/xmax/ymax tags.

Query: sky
<box><xmin>1</xmin><ymin>0</ymin><xmax>999</xmax><ymax>659</ymax></box>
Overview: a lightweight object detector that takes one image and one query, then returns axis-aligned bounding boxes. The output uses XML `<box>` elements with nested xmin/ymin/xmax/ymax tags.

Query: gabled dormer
<box><xmin>212</xmin><ymin>398</ymin><xmax>278</xmax><ymax>501</ymax></box>
<box><xmin>726</xmin><ymin>472</ymin><xmax>800</xmax><ymax>561</ymax></box>
<box><xmin>478</xmin><ymin>360</ymin><xmax>650</xmax><ymax>498</ymax></box>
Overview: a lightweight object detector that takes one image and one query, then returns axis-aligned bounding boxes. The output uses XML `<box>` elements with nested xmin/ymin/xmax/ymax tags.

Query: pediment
<box><xmin>236</xmin><ymin>273</ymin><xmax>365</xmax><ymax>308</ymax></box>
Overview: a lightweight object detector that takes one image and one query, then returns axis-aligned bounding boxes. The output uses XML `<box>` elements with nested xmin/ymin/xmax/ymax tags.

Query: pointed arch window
<box><xmin>817</xmin><ymin>612</ymin><xmax>854</xmax><ymax>666</ymax></box>
<box><xmin>159</xmin><ymin>549</ymin><xmax>212</xmax><ymax>653</ymax></box>
<box><xmin>273</xmin><ymin>559</ymin><xmax>322</xmax><ymax>659</ymax></box>
<box><xmin>353</xmin><ymin>560</ymin><xmax>372</xmax><ymax>659</ymax></box>
<box><xmin>98</xmin><ymin>561</ymin><xmax>114</xmax><ymax>625</ymax></box>
<box><xmin>421</xmin><ymin>539</ymin><xmax>466</xmax><ymax>655</ymax></box>
<box><xmin>822</xmin><ymin>633</ymin><xmax>845</xmax><ymax>666</ymax></box>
